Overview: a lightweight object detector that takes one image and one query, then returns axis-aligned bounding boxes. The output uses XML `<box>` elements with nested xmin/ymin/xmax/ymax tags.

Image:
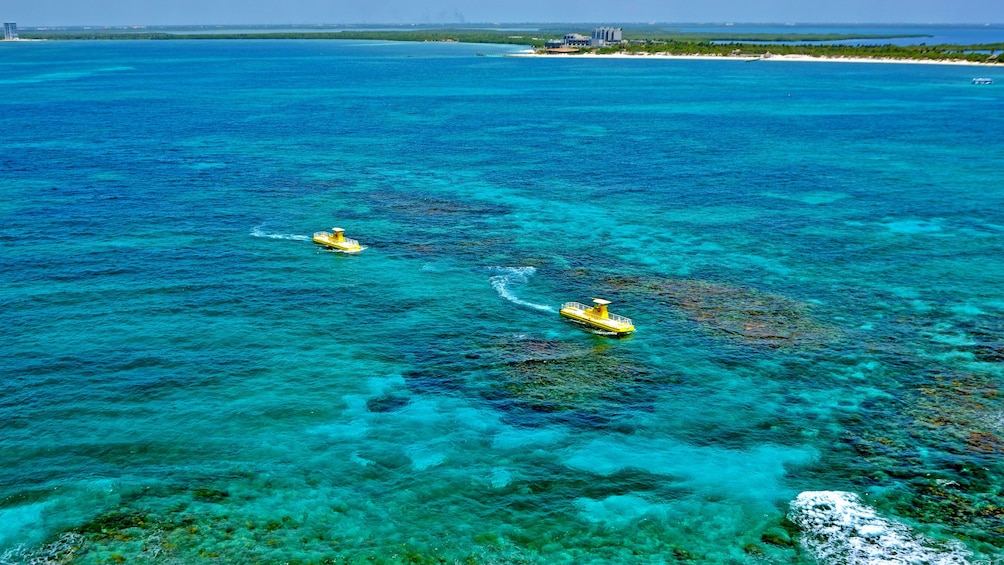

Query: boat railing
<box><xmin>607</xmin><ymin>312</ymin><xmax>633</xmax><ymax>325</ymax></box>
<box><xmin>314</xmin><ymin>231</ymin><xmax>359</xmax><ymax>247</ymax></box>
<box><xmin>561</xmin><ymin>302</ymin><xmax>633</xmax><ymax>325</ymax></box>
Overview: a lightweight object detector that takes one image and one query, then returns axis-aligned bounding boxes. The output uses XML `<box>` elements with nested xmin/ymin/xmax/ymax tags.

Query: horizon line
<box><xmin>14</xmin><ymin>21</ymin><xmax>1004</xmax><ymax>29</ymax></box>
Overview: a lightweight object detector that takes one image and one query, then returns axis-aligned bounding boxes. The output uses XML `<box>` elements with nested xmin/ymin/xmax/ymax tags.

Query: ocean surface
<box><xmin>1</xmin><ymin>38</ymin><xmax>1003</xmax><ymax>564</ymax></box>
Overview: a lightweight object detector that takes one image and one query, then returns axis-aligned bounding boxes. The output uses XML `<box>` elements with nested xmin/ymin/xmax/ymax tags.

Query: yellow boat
<box><xmin>312</xmin><ymin>227</ymin><xmax>363</xmax><ymax>253</ymax></box>
<box><xmin>560</xmin><ymin>298</ymin><xmax>635</xmax><ymax>335</ymax></box>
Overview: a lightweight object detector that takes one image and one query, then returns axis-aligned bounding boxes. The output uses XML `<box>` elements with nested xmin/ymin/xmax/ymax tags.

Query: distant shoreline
<box><xmin>513</xmin><ymin>50</ymin><xmax>1002</xmax><ymax>66</ymax></box>
<box><xmin>7</xmin><ymin>31</ymin><xmax>1002</xmax><ymax>67</ymax></box>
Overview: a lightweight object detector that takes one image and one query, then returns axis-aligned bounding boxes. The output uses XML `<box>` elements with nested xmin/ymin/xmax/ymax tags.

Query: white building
<box><xmin>562</xmin><ymin>33</ymin><xmax>591</xmax><ymax>48</ymax></box>
<box><xmin>550</xmin><ymin>27</ymin><xmax>624</xmax><ymax>49</ymax></box>
<box><xmin>591</xmin><ymin>27</ymin><xmax>622</xmax><ymax>47</ymax></box>
<box><xmin>3</xmin><ymin>22</ymin><xmax>17</xmax><ymax>40</ymax></box>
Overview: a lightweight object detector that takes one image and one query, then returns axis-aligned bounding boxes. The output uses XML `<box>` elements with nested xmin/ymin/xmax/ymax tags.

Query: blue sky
<box><xmin>5</xmin><ymin>0</ymin><xmax>1003</xmax><ymax>27</ymax></box>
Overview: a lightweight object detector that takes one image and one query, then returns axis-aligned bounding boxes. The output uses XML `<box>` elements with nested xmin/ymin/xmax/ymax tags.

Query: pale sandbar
<box><xmin>511</xmin><ymin>50</ymin><xmax>1000</xmax><ymax>66</ymax></box>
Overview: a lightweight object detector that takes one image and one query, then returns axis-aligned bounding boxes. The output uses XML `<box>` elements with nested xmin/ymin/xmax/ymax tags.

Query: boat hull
<box><xmin>312</xmin><ymin>234</ymin><xmax>362</xmax><ymax>253</ymax></box>
<box><xmin>559</xmin><ymin>306</ymin><xmax>635</xmax><ymax>335</ymax></box>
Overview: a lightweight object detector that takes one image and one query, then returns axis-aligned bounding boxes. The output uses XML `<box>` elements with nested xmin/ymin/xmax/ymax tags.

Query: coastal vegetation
<box><xmin>594</xmin><ymin>39</ymin><xmax>1003</xmax><ymax>63</ymax></box>
<box><xmin>16</xmin><ymin>25</ymin><xmax>1004</xmax><ymax>63</ymax></box>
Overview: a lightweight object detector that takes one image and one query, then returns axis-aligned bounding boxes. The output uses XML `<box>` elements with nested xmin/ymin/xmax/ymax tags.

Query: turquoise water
<box><xmin>1</xmin><ymin>39</ymin><xmax>1003</xmax><ymax>564</ymax></box>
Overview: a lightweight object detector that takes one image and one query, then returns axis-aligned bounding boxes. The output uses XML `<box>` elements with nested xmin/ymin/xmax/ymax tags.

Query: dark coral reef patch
<box><xmin>485</xmin><ymin>335</ymin><xmax>654</xmax><ymax>425</ymax></box>
<box><xmin>606</xmin><ymin>275</ymin><xmax>836</xmax><ymax>346</ymax></box>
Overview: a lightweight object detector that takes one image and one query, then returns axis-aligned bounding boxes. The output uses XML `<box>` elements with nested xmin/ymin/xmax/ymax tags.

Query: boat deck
<box><xmin>559</xmin><ymin>301</ymin><xmax>635</xmax><ymax>334</ymax></box>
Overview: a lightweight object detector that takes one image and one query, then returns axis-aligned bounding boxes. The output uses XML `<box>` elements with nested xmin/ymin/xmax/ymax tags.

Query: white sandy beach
<box><xmin>511</xmin><ymin>50</ymin><xmax>1000</xmax><ymax>66</ymax></box>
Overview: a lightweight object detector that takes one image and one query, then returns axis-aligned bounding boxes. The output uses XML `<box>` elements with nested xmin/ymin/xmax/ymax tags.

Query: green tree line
<box><xmin>594</xmin><ymin>40</ymin><xmax>1003</xmax><ymax>63</ymax></box>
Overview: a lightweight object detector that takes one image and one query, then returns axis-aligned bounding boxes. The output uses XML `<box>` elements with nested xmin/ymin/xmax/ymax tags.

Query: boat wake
<box><xmin>250</xmin><ymin>225</ymin><xmax>311</xmax><ymax>241</ymax></box>
<box><xmin>489</xmin><ymin>267</ymin><xmax>554</xmax><ymax>312</ymax></box>
<box><xmin>788</xmin><ymin>491</ymin><xmax>972</xmax><ymax>565</ymax></box>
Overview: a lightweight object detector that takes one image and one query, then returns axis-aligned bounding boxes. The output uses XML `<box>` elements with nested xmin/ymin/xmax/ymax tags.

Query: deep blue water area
<box><xmin>2</xmin><ymin>38</ymin><xmax>1003</xmax><ymax>563</ymax></box>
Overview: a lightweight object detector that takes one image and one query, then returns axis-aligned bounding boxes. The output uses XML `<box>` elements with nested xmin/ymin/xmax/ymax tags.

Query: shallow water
<box><xmin>1</xmin><ymin>39</ymin><xmax>1003</xmax><ymax>563</ymax></box>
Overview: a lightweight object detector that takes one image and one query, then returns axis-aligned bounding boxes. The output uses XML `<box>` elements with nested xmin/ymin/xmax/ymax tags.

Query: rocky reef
<box><xmin>605</xmin><ymin>275</ymin><xmax>836</xmax><ymax>347</ymax></box>
<box><xmin>488</xmin><ymin>335</ymin><xmax>651</xmax><ymax>420</ymax></box>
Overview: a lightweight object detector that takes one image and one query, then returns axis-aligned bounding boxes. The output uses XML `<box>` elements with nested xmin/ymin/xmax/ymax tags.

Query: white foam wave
<box><xmin>321</xmin><ymin>246</ymin><xmax>367</xmax><ymax>254</ymax></box>
<box><xmin>250</xmin><ymin>226</ymin><xmax>310</xmax><ymax>241</ymax></box>
<box><xmin>488</xmin><ymin>266</ymin><xmax>554</xmax><ymax>312</ymax></box>
<box><xmin>788</xmin><ymin>491</ymin><xmax>972</xmax><ymax>565</ymax></box>
<box><xmin>0</xmin><ymin>532</ymin><xmax>87</xmax><ymax>565</ymax></box>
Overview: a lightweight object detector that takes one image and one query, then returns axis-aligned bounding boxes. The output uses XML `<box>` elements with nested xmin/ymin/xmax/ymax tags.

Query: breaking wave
<box><xmin>788</xmin><ymin>491</ymin><xmax>972</xmax><ymax>565</ymax></box>
<box><xmin>320</xmin><ymin>246</ymin><xmax>367</xmax><ymax>254</ymax></box>
<box><xmin>0</xmin><ymin>532</ymin><xmax>87</xmax><ymax>565</ymax></box>
<box><xmin>489</xmin><ymin>267</ymin><xmax>554</xmax><ymax>312</ymax></box>
<box><xmin>250</xmin><ymin>225</ymin><xmax>310</xmax><ymax>241</ymax></box>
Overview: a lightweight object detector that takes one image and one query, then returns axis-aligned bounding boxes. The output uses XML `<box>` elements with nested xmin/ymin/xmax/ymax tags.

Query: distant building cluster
<box><xmin>3</xmin><ymin>21</ymin><xmax>17</xmax><ymax>40</ymax></box>
<box><xmin>592</xmin><ymin>27</ymin><xmax>623</xmax><ymax>45</ymax></box>
<box><xmin>545</xmin><ymin>27</ymin><xmax>623</xmax><ymax>50</ymax></box>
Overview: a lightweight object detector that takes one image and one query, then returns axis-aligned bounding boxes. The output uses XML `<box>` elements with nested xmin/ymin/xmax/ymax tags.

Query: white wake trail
<box><xmin>488</xmin><ymin>267</ymin><xmax>554</xmax><ymax>312</ymax></box>
<box><xmin>250</xmin><ymin>226</ymin><xmax>311</xmax><ymax>241</ymax></box>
